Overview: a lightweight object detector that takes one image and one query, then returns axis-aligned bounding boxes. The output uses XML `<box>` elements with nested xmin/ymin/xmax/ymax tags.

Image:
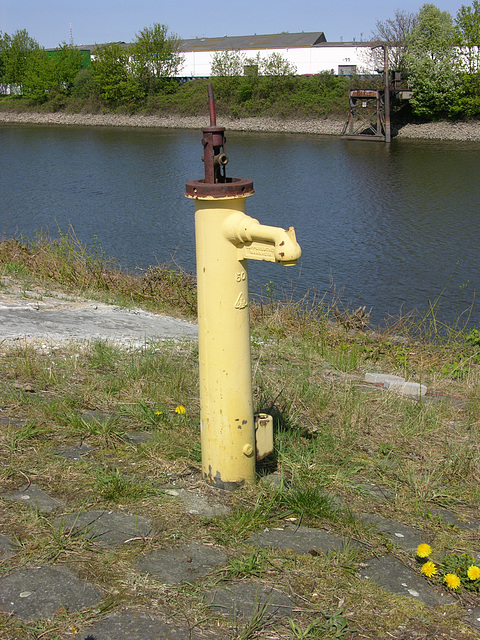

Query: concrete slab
<box><xmin>163</xmin><ymin>487</ymin><xmax>230</xmax><ymax>517</ymax></box>
<box><xmin>205</xmin><ymin>580</ymin><xmax>294</xmax><ymax>622</ymax></box>
<box><xmin>426</xmin><ymin>506</ymin><xmax>480</xmax><ymax>531</ymax></box>
<box><xmin>55</xmin><ymin>442</ymin><xmax>95</xmax><ymax>460</ymax></box>
<box><xmin>465</xmin><ymin>606</ymin><xmax>480</xmax><ymax>631</ymax></box>
<box><xmin>360</xmin><ymin>514</ymin><xmax>425</xmax><ymax>551</ymax></box>
<box><xmin>248</xmin><ymin>524</ymin><xmax>364</xmax><ymax>554</ymax></box>
<box><xmin>0</xmin><ymin>534</ymin><xmax>18</xmax><ymax>560</ymax></box>
<box><xmin>0</xmin><ymin>299</ymin><xmax>197</xmax><ymax>346</ymax></box>
<box><xmin>0</xmin><ymin>417</ymin><xmax>26</xmax><ymax>427</ymax></box>
<box><xmin>359</xmin><ymin>556</ymin><xmax>456</xmax><ymax>606</ymax></box>
<box><xmin>384</xmin><ymin>379</ymin><xmax>428</xmax><ymax>397</ymax></box>
<box><xmin>354</xmin><ymin>482</ymin><xmax>395</xmax><ymax>502</ymax></box>
<box><xmin>136</xmin><ymin>543</ymin><xmax>228</xmax><ymax>584</ymax></box>
<box><xmin>73</xmin><ymin>609</ymin><xmax>206</xmax><ymax>640</ymax></box>
<box><xmin>3</xmin><ymin>483</ymin><xmax>64</xmax><ymax>513</ymax></box>
<box><xmin>126</xmin><ymin>431</ymin><xmax>154</xmax><ymax>445</ymax></box>
<box><xmin>81</xmin><ymin>409</ymin><xmax>112</xmax><ymax>422</ymax></box>
<box><xmin>365</xmin><ymin>373</ymin><xmax>405</xmax><ymax>385</ymax></box>
<box><xmin>0</xmin><ymin>565</ymin><xmax>101</xmax><ymax>620</ymax></box>
<box><xmin>54</xmin><ymin>509</ymin><xmax>153</xmax><ymax>546</ymax></box>
<box><xmin>259</xmin><ymin>472</ymin><xmax>290</xmax><ymax>491</ymax></box>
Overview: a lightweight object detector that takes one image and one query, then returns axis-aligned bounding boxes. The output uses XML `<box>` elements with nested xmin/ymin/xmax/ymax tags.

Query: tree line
<box><xmin>0</xmin><ymin>23</ymin><xmax>183</xmax><ymax>108</ymax></box>
<box><xmin>371</xmin><ymin>1</ymin><xmax>480</xmax><ymax>117</ymax></box>
<box><xmin>1</xmin><ymin>3</ymin><xmax>480</xmax><ymax>120</ymax></box>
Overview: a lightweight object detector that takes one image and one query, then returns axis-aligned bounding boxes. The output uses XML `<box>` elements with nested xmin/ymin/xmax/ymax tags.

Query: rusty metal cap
<box><xmin>185</xmin><ymin>177</ymin><xmax>254</xmax><ymax>199</ymax></box>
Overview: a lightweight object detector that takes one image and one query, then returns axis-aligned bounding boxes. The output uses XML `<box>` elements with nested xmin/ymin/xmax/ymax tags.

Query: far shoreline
<box><xmin>1</xmin><ymin>109</ymin><xmax>480</xmax><ymax>142</ymax></box>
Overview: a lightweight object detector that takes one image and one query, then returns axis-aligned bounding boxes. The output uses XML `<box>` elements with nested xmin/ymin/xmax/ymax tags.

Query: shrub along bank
<box><xmin>0</xmin><ymin>72</ymin><xmax>388</xmax><ymax>120</ymax></box>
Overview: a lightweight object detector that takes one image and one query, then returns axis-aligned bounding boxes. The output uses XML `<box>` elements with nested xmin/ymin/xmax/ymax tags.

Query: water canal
<box><xmin>0</xmin><ymin>124</ymin><xmax>478</xmax><ymax>329</ymax></box>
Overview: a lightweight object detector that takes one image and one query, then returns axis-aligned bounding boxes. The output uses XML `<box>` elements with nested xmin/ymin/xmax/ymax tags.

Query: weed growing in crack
<box><xmin>93</xmin><ymin>466</ymin><xmax>158</xmax><ymax>503</ymax></box>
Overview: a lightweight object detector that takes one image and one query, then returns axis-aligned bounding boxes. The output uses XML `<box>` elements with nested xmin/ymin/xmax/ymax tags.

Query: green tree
<box><xmin>404</xmin><ymin>3</ymin><xmax>460</xmax><ymax>118</ymax></box>
<box><xmin>71</xmin><ymin>68</ymin><xmax>101</xmax><ymax>99</ymax></box>
<box><xmin>1</xmin><ymin>29</ymin><xmax>39</xmax><ymax>85</ymax></box>
<box><xmin>91</xmin><ymin>41</ymin><xmax>141</xmax><ymax>105</ymax></box>
<box><xmin>210</xmin><ymin>50</ymin><xmax>246</xmax><ymax>105</ymax></box>
<box><xmin>22</xmin><ymin>43</ymin><xmax>85</xmax><ymax>103</ymax></box>
<box><xmin>210</xmin><ymin>50</ymin><xmax>246</xmax><ymax>76</ymax></box>
<box><xmin>0</xmin><ymin>32</ymin><xmax>7</xmax><ymax>81</ymax></box>
<box><xmin>371</xmin><ymin>9</ymin><xmax>419</xmax><ymax>72</ymax></box>
<box><xmin>455</xmin><ymin>0</ymin><xmax>480</xmax><ymax>72</ymax></box>
<box><xmin>259</xmin><ymin>52</ymin><xmax>297</xmax><ymax>76</ymax></box>
<box><xmin>130</xmin><ymin>23</ymin><xmax>183</xmax><ymax>94</ymax></box>
<box><xmin>21</xmin><ymin>48</ymin><xmax>51</xmax><ymax>102</ymax></box>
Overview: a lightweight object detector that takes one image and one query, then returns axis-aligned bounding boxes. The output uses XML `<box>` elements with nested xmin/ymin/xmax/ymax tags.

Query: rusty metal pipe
<box><xmin>207</xmin><ymin>83</ymin><xmax>216</xmax><ymax>126</ymax></box>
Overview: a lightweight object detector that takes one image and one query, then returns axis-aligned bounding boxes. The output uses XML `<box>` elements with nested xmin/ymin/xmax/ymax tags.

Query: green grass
<box><xmin>0</xmin><ymin>236</ymin><xmax>479</xmax><ymax>639</ymax></box>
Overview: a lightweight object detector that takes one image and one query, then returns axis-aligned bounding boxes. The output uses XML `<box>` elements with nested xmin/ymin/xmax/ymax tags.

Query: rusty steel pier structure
<box><xmin>342</xmin><ymin>46</ymin><xmax>411</xmax><ymax>143</ymax></box>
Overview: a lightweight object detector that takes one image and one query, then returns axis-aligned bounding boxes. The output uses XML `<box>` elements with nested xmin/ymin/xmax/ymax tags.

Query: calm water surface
<box><xmin>1</xmin><ymin>124</ymin><xmax>478</xmax><ymax>328</ymax></box>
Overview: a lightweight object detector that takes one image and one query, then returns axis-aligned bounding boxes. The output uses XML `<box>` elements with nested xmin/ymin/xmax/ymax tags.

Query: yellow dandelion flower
<box><xmin>467</xmin><ymin>565</ymin><xmax>480</xmax><ymax>581</ymax></box>
<box><xmin>175</xmin><ymin>405</ymin><xmax>186</xmax><ymax>414</ymax></box>
<box><xmin>444</xmin><ymin>573</ymin><xmax>461</xmax><ymax>590</ymax></box>
<box><xmin>416</xmin><ymin>544</ymin><xmax>432</xmax><ymax>559</ymax></box>
<box><xmin>155</xmin><ymin>410</ymin><xmax>163</xmax><ymax>415</ymax></box>
<box><xmin>421</xmin><ymin>561</ymin><xmax>437</xmax><ymax>578</ymax></box>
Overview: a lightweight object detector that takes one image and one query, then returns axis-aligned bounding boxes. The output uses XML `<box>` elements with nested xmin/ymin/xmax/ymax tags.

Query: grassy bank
<box><xmin>0</xmin><ymin>235</ymin><xmax>479</xmax><ymax>639</ymax></box>
<box><xmin>0</xmin><ymin>74</ymin><xmax>386</xmax><ymax>120</ymax></box>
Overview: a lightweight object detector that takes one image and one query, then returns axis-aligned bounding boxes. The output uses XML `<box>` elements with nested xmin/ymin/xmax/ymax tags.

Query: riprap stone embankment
<box><xmin>1</xmin><ymin>110</ymin><xmax>480</xmax><ymax>141</ymax></box>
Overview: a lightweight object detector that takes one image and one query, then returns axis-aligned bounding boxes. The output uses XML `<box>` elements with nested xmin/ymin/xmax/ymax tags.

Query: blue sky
<box><xmin>0</xmin><ymin>0</ymin><xmax>467</xmax><ymax>48</ymax></box>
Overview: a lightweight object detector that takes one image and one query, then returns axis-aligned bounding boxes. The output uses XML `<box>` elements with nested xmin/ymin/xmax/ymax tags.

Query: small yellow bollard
<box><xmin>185</xmin><ymin>85</ymin><xmax>301</xmax><ymax>490</ymax></box>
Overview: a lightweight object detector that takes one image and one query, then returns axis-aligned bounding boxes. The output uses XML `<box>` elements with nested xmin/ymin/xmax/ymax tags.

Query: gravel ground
<box><xmin>1</xmin><ymin>109</ymin><xmax>480</xmax><ymax>141</ymax></box>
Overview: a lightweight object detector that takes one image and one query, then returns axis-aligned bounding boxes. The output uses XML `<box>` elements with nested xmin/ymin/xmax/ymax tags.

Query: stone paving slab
<box><xmin>81</xmin><ymin>409</ymin><xmax>113</xmax><ymax>423</ymax></box>
<box><xmin>3</xmin><ymin>483</ymin><xmax>65</xmax><ymax>513</ymax></box>
<box><xmin>55</xmin><ymin>442</ymin><xmax>96</xmax><ymax>460</ymax></box>
<box><xmin>354</xmin><ymin>482</ymin><xmax>395</xmax><ymax>502</ymax></box>
<box><xmin>360</xmin><ymin>513</ymin><xmax>425</xmax><ymax>551</ymax></box>
<box><xmin>465</xmin><ymin>605</ymin><xmax>480</xmax><ymax>631</ymax></box>
<box><xmin>54</xmin><ymin>509</ymin><xmax>154</xmax><ymax>546</ymax></box>
<box><xmin>0</xmin><ymin>534</ymin><xmax>17</xmax><ymax>560</ymax></box>
<box><xmin>136</xmin><ymin>543</ymin><xmax>228</xmax><ymax>584</ymax></box>
<box><xmin>426</xmin><ymin>506</ymin><xmax>480</xmax><ymax>531</ymax></box>
<box><xmin>359</xmin><ymin>556</ymin><xmax>456</xmax><ymax>607</ymax></box>
<box><xmin>126</xmin><ymin>430</ymin><xmax>154</xmax><ymax>445</ymax></box>
<box><xmin>205</xmin><ymin>580</ymin><xmax>294</xmax><ymax>622</ymax></box>
<box><xmin>0</xmin><ymin>566</ymin><xmax>101</xmax><ymax>620</ymax></box>
<box><xmin>248</xmin><ymin>524</ymin><xmax>364</xmax><ymax>554</ymax></box>
<box><xmin>164</xmin><ymin>487</ymin><xmax>231</xmax><ymax>517</ymax></box>
<box><xmin>72</xmin><ymin>609</ymin><xmax>207</xmax><ymax>640</ymax></box>
<box><xmin>0</xmin><ymin>416</ymin><xmax>26</xmax><ymax>427</ymax></box>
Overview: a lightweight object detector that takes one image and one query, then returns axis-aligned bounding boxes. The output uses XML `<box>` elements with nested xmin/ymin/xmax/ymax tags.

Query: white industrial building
<box><xmin>79</xmin><ymin>32</ymin><xmax>377</xmax><ymax>78</ymax></box>
<box><xmin>177</xmin><ymin>32</ymin><xmax>377</xmax><ymax>77</ymax></box>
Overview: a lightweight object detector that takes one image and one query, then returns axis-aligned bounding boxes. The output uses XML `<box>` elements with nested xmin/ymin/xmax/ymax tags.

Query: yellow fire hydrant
<box><xmin>186</xmin><ymin>86</ymin><xmax>301</xmax><ymax>490</ymax></box>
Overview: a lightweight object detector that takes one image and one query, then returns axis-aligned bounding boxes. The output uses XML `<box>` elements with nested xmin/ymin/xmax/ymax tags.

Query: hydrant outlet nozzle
<box><xmin>222</xmin><ymin>212</ymin><xmax>302</xmax><ymax>265</ymax></box>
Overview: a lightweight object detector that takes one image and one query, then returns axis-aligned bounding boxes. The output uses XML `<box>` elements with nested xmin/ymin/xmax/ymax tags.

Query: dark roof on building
<box><xmin>179</xmin><ymin>32</ymin><xmax>327</xmax><ymax>52</ymax></box>
<box><xmin>75</xmin><ymin>33</ymin><xmax>373</xmax><ymax>55</ymax></box>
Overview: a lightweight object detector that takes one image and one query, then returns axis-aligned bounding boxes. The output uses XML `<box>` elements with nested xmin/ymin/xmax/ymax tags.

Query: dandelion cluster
<box><xmin>175</xmin><ymin>405</ymin><xmax>186</xmax><ymax>414</ymax></box>
<box><xmin>415</xmin><ymin>544</ymin><xmax>480</xmax><ymax>593</ymax></box>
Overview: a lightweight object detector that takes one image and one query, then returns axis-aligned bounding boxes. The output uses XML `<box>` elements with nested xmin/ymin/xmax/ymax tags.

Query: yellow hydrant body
<box><xmin>185</xmin><ymin>86</ymin><xmax>301</xmax><ymax>489</ymax></box>
<box><xmin>194</xmin><ymin>195</ymin><xmax>256</xmax><ymax>489</ymax></box>
<box><xmin>187</xmin><ymin>188</ymin><xmax>301</xmax><ymax>489</ymax></box>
